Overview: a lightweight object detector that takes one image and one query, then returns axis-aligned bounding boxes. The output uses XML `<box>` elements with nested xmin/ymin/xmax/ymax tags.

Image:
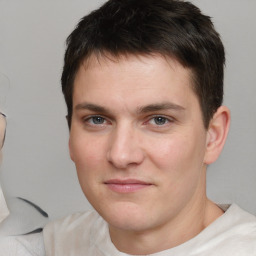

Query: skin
<box><xmin>69</xmin><ymin>54</ymin><xmax>230</xmax><ymax>254</ymax></box>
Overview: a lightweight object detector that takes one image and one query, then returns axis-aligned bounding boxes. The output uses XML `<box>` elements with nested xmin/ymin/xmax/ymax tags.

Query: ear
<box><xmin>204</xmin><ymin>106</ymin><xmax>230</xmax><ymax>165</ymax></box>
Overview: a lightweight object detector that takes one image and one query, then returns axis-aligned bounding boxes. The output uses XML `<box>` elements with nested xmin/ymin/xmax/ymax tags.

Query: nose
<box><xmin>106</xmin><ymin>124</ymin><xmax>145</xmax><ymax>169</ymax></box>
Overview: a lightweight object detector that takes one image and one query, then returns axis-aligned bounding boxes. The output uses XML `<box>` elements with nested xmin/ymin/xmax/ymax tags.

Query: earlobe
<box><xmin>204</xmin><ymin>106</ymin><xmax>231</xmax><ymax>165</ymax></box>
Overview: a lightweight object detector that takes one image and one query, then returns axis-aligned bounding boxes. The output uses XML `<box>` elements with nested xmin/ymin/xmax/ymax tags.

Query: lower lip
<box><xmin>105</xmin><ymin>183</ymin><xmax>151</xmax><ymax>193</ymax></box>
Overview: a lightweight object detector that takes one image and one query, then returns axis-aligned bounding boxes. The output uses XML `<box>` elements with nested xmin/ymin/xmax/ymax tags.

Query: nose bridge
<box><xmin>107</xmin><ymin>122</ymin><xmax>144</xmax><ymax>168</ymax></box>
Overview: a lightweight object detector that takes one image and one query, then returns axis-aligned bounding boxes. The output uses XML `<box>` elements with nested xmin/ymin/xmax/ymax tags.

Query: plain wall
<box><xmin>0</xmin><ymin>0</ymin><xmax>255</xmax><ymax>220</ymax></box>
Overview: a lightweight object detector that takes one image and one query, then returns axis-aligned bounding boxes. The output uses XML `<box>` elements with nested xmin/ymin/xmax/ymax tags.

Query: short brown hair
<box><xmin>62</xmin><ymin>0</ymin><xmax>225</xmax><ymax>128</ymax></box>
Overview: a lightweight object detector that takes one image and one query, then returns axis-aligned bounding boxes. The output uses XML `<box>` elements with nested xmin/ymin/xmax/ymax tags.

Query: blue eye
<box><xmin>90</xmin><ymin>116</ymin><xmax>105</xmax><ymax>124</ymax></box>
<box><xmin>82</xmin><ymin>115</ymin><xmax>110</xmax><ymax>130</ymax></box>
<box><xmin>152</xmin><ymin>116</ymin><xmax>168</xmax><ymax>125</ymax></box>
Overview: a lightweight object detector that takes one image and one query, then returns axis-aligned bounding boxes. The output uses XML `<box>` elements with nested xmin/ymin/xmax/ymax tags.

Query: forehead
<box><xmin>73</xmin><ymin>54</ymin><xmax>199</xmax><ymax>111</ymax></box>
<box><xmin>77</xmin><ymin>53</ymin><xmax>194</xmax><ymax>87</ymax></box>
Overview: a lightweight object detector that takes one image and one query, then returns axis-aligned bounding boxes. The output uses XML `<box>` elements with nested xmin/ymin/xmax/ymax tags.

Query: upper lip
<box><xmin>104</xmin><ymin>179</ymin><xmax>152</xmax><ymax>185</ymax></box>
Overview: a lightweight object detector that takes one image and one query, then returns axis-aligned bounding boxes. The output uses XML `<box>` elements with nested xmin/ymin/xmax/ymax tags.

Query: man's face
<box><xmin>69</xmin><ymin>54</ymin><xmax>209</xmax><ymax>233</ymax></box>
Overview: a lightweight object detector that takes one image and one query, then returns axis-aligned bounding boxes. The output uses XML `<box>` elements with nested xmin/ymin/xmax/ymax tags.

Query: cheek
<box><xmin>70</xmin><ymin>135</ymin><xmax>106</xmax><ymax>203</ymax></box>
<box><xmin>70</xmin><ymin>134</ymin><xmax>107</xmax><ymax>183</ymax></box>
<box><xmin>148</xmin><ymin>136</ymin><xmax>189</xmax><ymax>168</ymax></box>
<box><xmin>71</xmin><ymin>132</ymin><xmax>105</xmax><ymax>163</ymax></box>
<box><xmin>149</xmin><ymin>134</ymin><xmax>206</xmax><ymax>207</ymax></box>
<box><xmin>148</xmin><ymin>133</ymin><xmax>206</xmax><ymax>179</ymax></box>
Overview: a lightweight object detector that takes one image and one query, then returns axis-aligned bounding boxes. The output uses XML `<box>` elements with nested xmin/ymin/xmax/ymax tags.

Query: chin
<box><xmin>97</xmin><ymin>201</ymin><xmax>151</xmax><ymax>231</ymax></box>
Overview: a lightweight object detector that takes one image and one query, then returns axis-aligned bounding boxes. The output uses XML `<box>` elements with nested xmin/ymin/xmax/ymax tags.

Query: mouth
<box><xmin>104</xmin><ymin>179</ymin><xmax>153</xmax><ymax>193</ymax></box>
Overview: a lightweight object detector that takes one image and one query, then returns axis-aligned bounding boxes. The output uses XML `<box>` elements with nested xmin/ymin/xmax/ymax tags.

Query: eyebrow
<box><xmin>75</xmin><ymin>103</ymin><xmax>109</xmax><ymax>114</ymax></box>
<box><xmin>75</xmin><ymin>102</ymin><xmax>185</xmax><ymax>115</ymax></box>
<box><xmin>138</xmin><ymin>102</ymin><xmax>185</xmax><ymax>113</ymax></box>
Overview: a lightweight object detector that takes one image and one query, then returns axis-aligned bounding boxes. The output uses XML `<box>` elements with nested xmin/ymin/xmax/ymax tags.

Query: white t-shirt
<box><xmin>43</xmin><ymin>204</ymin><xmax>256</xmax><ymax>256</ymax></box>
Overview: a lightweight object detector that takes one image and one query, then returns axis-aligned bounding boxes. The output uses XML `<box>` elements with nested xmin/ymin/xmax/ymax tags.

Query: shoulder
<box><xmin>43</xmin><ymin>210</ymin><xmax>103</xmax><ymax>255</ymax></box>
<box><xmin>0</xmin><ymin>233</ymin><xmax>45</xmax><ymax>256</ymax></box>
<box><xmin>198</xmin><ymin>204</ymin><xmax>256</xmax><ymax>255</ymax></box>
<box><xmin>222</xmin><ymin>204</ymin><xmax>256</xmax><ymax>240</ymax></box>
<box><xmin>222</xmin><ymin>204</ymin><xmax>256</xmax><ymax>228</ymax></box>
<box><xmin>164</xmin><ymin>204</ymin><xmax>256</xmax><ymax>256</ymax></box>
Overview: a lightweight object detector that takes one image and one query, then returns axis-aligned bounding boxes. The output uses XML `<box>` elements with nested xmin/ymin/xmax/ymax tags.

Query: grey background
<box><xmin>0</xmin><ymin>0</ymin><xmax>255</xmax><ymax>221</ymax></box>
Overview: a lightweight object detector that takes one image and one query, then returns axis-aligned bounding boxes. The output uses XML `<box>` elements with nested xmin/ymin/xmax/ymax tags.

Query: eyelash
<box><xmin>146</xmin><ymin>115</ymin><xmax>172</xmax><ymax>126</ymax></box>
<box><xmin>82</xmin><ymin>115</ymin><xmax>174</xmax><ymax>128</ymax></box>
<box><xmin>83</xmin><ymin>115</ymin><xmax>109</xmax><ymax>126</ymax></box>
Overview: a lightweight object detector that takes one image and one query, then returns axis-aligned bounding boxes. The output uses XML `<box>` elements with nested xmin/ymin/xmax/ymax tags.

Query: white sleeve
<box><xmin>0</xmin><ymin>233</ymin><xmax>45</xmax><ymax>256</ymax></box>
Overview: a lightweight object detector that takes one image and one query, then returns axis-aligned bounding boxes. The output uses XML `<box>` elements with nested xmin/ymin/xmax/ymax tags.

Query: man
<box><xmin>43</xmin><ymin>0</ymin><xmax>256</xmax><ymax>255</ymax></box>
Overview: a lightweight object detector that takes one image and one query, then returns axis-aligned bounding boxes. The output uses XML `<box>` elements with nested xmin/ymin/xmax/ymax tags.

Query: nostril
<box><xmin>106</xmin><ymin>126</ymin><xmax>145</xmax><ymax>168</ymax></box>
<box><xmin>107</xmin><ymin>146</ymin><xmax>145</xmax><ymax>169</ymax></box>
